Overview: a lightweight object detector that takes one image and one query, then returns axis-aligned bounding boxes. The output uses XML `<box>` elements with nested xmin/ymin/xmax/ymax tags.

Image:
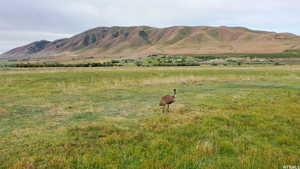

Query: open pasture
<box><xmin>0</xmin><ymin>66</ymin><xmax>300</xmax><ymax>169</ymax></box>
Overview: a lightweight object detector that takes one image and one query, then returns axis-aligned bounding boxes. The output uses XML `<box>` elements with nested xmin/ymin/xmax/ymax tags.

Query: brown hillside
<box><xmin>1</xmin><ymin>26</ymin><xmax>300</xmax><ymax>59</ymax></box>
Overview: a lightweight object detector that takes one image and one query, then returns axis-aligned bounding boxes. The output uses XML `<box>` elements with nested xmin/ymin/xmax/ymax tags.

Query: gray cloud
<box><xmin>1</xmin><ymin>0</ymin><xmax>299</xmax><ymax>53</ymax></box>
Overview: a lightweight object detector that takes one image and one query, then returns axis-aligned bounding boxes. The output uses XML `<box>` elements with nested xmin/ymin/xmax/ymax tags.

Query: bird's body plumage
<box><xmin>159</xmin><ymin>95</ymin><xmax>175</xmax><ymax>106</ymax></box>
<box><xmin>159</xmin><ymin>89</ymin><xmax>176</xmax><ymax>113</ymax></box>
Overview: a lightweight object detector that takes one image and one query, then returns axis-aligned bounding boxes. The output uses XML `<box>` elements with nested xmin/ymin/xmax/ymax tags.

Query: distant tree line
<box><xmin>135</xmin><ymin>60</ymin><xmax>200</xmax><ymax>67</ymax></box>
<box><xmin>5</xmin><ymin>62</ymin><xmax>122</xmax><ymax>68</ymax></box>
<box><xmin>134</xmin><ymin>54</ymin><xmax>201</xmax><ymax>67</ymax></box>
<box><xmin>151</xmin><ymin>62</ymin><xmax>200</xmax><ymax>66</ymax></box>
<box><xmin>193</xmin><ymin>52</ymin><xmax>300</xmax><ymax>60</ymax></box>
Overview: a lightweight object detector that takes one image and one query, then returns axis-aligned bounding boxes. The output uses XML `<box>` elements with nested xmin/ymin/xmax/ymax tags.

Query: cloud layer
<box><xmin>1</xmin><ymin>0</ymin><xmax>299</xmax><ymax>53</ymax></box>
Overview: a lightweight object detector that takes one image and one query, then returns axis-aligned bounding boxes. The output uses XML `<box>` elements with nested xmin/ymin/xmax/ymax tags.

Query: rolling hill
<box><xmin>1</xmin><ymin>26</ymin><xmax>300</xmax><ymax>59</ymax></box>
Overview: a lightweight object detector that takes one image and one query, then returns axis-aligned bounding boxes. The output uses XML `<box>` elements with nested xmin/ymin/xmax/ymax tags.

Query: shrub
<box><xmin>135</xmin><ymin>61</ymin><xmax>143</xmax><ymax>67</ymax></box>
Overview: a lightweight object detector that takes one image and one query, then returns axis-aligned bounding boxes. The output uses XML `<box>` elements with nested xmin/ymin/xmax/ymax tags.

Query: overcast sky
<box><xmin>1</xmin><ymin>0</ymin><xmax>299</xmax><ymax>53</ymax></box>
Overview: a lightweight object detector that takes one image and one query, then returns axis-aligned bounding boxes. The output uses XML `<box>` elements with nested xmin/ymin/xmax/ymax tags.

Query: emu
<box><xmin>159</xmin><ymin>89</ymin><xmax>176</xmax><ymax>113</ymax></box>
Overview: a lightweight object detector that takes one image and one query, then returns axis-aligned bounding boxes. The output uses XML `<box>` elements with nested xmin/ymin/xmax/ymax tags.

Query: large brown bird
<box><xmin>159</xmin><ymin>89</ymin><xmax>176</xmax><ymax>113</ymax></box>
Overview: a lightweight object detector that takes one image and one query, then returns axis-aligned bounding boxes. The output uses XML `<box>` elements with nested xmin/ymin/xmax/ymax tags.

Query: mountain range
<box><xmin>1</xmin><ymin>26</ymin><xmax>300</xmax><ymax>59</ymax></box>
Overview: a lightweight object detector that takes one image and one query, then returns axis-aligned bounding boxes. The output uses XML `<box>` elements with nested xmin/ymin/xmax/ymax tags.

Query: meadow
<box><xmin>0</xmin><ymin>66</ymin><xmax>300</xmax><ymax>169</ymax></box>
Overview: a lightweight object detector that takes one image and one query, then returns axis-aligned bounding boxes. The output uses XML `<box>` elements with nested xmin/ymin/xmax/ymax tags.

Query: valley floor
<box><xmin>0</xmin><ymin>66</ymin><xmax>300</xmax><ymax>169</ymax></box>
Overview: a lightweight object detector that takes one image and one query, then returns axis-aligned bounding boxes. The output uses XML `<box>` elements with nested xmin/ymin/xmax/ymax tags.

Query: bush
<box><xmin>111</xmin><ymin>60</ymin><xmax>121</xmax><ymax>64</ymax></box>
<box><xmin>135</xmin><ymin>61</ymin><xmax>144</xmax><ymax>67</ymax></box>
<box><xmin>274</xmin><ymin>62</ymin><xmax>284</xmax><ymax>66</ymax></box>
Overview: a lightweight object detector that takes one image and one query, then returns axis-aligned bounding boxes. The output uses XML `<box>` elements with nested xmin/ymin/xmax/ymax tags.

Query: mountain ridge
<box><xmin>1</xmin><ymin>26</ymin><xmax>300</xmax><ymax>59</ymax></box>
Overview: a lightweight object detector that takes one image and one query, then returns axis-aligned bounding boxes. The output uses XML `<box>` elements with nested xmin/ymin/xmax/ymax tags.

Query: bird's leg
<box><xmin>167</xmin><ymin>104</ymin><xmax>170</xmax><ymax>113</ymax></box>
<box><xmin>162</xmin><ymin>106</ymin><xmax>165</xmax><ymax>113</ymax></box>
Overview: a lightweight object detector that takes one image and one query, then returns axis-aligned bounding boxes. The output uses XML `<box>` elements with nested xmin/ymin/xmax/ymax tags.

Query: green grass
<box><xmin>0</xmin><ymin>66</ymin><xmax>300</xmax><ymax>169</ymax></box>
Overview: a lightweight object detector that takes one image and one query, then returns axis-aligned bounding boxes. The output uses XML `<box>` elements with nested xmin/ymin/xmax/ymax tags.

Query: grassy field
<box><xmin>0</xmin><ymin>66</ymin><xmax>300</xmax><ymax>169</ymax></box>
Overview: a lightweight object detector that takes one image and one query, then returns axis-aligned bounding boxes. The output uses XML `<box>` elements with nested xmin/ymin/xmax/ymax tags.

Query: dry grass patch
<box><xmin>0</xmin><ymin>107</ymin><xmax>7</xmax><ymax>114</ymax></box>
<box><xmin>195</xmin><ymin>140</ymin><xmax>217</xmax><ymax>156</ymax></box>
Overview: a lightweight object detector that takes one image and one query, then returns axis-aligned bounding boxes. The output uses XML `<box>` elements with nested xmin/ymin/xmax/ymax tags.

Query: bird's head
<box><xmin>173</xmin><ymin>89</ymin><xmax>177</xmax><ymax>96</ymax></box>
